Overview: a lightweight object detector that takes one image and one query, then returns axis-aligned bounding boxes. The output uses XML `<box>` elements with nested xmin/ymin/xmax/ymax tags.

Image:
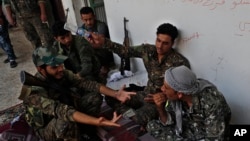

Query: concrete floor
<box><xmin>0</xmin><ymin>26</ymin><xmax>36</xmax><ymax>111</ymax></box>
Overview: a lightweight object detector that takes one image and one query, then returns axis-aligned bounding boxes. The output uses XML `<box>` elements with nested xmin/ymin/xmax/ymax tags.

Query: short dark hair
<box><xmin>51</xmin><ymin>21</ymin><xmax>70</xmax><ymax>37</ymax></box>
<box><xmin>157</xmin><ymin>23</ymin><xmax>178</xmax><ymax>42</ymax></box>
<box><xmin>80</xmin><ymin>6</ymin><xmax>94</xmax><ymax>15</ymax></box>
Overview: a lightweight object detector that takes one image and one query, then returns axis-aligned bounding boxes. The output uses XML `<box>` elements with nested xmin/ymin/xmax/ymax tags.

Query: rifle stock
<box><xmin>120</xmin><ymin>17</ymin><xmax>131</xmax><ymax>75</ymax></box>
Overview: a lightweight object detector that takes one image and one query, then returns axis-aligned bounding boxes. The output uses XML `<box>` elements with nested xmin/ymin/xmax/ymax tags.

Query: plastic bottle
<box><xmin>76</xmin><ymin>27</ymin><xmax>91</xmax><ymax>38</ymax></box>
<box><xmin>64</xmin><ymin>23</ymin><xmax>91</xmax><ymax>38</ymax></box>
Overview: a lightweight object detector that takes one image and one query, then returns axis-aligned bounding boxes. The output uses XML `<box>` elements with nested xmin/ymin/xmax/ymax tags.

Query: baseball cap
<box><xmin>32</xmin><ymin>47</ymin><xmax>67</xmax><ymax>67</ymax></box>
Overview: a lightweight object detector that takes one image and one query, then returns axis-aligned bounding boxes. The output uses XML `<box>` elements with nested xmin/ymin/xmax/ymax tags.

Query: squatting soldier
<box><xmin>51</xmin><ymin>21</ymin><xmax>105</xmax><ymax>138</ymax></box>
<box><xmin>79</xmin><ymin>6</ymin><xmax>115</xmax><ymax>80</ymax></box>
<box><xmin>90</xmin><ymin>23</ymin><xmax>190</xmax><ymax>127</ymax></box>
<box><xmin>146</xmin><ymin>66</ymin><xmax>231</xmax><ymax>140</ymax></box>
<box><xmin>19</xmin><ymin>47</ymin><xmax>135</xmax><ymax>140</ymax></box>
<box><xmin>4</xmin><ymin>0</ymin><xmax>53</xmax><ymax>48</ymax></box>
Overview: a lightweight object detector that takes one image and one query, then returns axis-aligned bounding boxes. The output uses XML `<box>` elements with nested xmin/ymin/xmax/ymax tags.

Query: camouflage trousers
<box><xmin>38</xmin><ymin>118</ymin><xmax>101</xmax><ymax>141</ymax></box>
<box><xmin>17</xmin><ymin>15</ymin><xmax>53</xmax><ymax>48</ymax></box>
<box><xmin>74</xmin><ymin>91</ymin><xmax>103</xmax><ymax>117</ymax></box>
<box><xmin>73</xmin><ymin>90</ymin><xmax>103</xmax><ymax>141</ymax></box>
<box><xmin>146</xmin><ymin>120</ymin><xmax>182</xmax><ymax>141</ymax></box>
<box><xmin>39</xmin><ymin>118</ymin><xmax>79</xmax><ymax>140</ymax></box>
<box><xmin>146</xmin><ymin>120</ymin><xmax>230</xmax><ymax>141</ymax></box>
<box><xmin>105</xmin><ymin>91</ymin><xmax>159</xmax><ymax>127</ymax></box>
<box><xmin>38</xmin><ymin>91</ymin><xmax>103</xmax><ymax>141</ymax></box>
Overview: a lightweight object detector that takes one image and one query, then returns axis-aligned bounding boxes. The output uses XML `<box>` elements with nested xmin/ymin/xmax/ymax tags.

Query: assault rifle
<box><xmin>120</xmin><ymin>17</ymin><xmax>131</xmax><ymax>75</ymax></box>
<box><xmin>20</xmin><ymin>71</ymin><xmax>80</xmax><ymax>106</ymax></box>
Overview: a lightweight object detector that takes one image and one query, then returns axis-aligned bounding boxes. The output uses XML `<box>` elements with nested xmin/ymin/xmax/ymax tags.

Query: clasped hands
<box><xmin>144</xmin><ymin>92</ymin><xmax>167</xmax><ymax>107</ymax></box>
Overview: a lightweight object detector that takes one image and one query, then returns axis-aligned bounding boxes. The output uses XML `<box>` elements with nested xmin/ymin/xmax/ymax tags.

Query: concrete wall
<box><xmin>62</xmin><ymin>0</ymin><xmax>250</xmax><ymax>124</ymax></box>
<box><xmin>103</xmin><ymin>0</ymin><xmax>250</xmax><ymax>124</ymax></box>
<box><xmin>61</xmin><ymin>1</ymin><xmax>82</xmax><ymax>29</ymax></box>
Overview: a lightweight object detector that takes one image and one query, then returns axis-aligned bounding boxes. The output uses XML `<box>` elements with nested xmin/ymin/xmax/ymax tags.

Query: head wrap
<box><xmin>165</xmin><ymin>65</ymin><xmax>198</xmax><ymax>95</ymax></box>
<box><xmin>164</xmin><ymin>65</ymin><xmax>215</xmax><ymax>136</ymax></box>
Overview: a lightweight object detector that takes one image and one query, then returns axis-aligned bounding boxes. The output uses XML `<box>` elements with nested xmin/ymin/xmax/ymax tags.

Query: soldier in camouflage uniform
<box><xmin>79</xmin><ymin>6</ymin><xmax>115</xmax><ymax>79</ymax></box>
<box><xmin>51</xmin><ymin>21</ymin><xmax>103</xmax><ymax>118</ymax></box>
<box><xmin>20</xmin><ymin>47</ymin><xmax>135</xmax><ymax>140</ymax></box>
<box><xmin>52</xmin><ymin>21</ymin><xmax>102</xmax><ymax>83</ymax></box>
<box><xmin>4</xmin><ymin>0</ymin><xmax>53</xmax><ymax>48</ymax></box>
<box><xmin>91</xmin><ymin>23</ymin><xmax>190</xmax><ymax>127</ymax></box>
<box><xmin>146</xmin><ymin>66</ymin><xmax>231</xmax><ymax>141</ymax></box>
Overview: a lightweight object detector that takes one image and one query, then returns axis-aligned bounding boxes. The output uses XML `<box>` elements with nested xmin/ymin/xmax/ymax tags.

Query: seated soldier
<box><xmin>20</xmin><ymin>47</ymin><xmax>135</xmax><ymax>141</ymax></box>
<box><xmin>52</xmin><ymin>21</ymin><xmax>111</xmax><ymax>139</ymax></box>
<box><xmin>146</xmin><ymin>66</ymin><xmax>231</xmax><ymax>140</ymax></box>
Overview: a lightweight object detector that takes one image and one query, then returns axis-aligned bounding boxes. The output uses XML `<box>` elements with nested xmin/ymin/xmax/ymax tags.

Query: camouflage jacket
<box><xmin>163</xmin><ymin>87</ymin><xmax>231</xmax><ymax>140</ymax></box>
<box><xmin>22</xmin><ymin>70</ymin><xmax>101</xmax><ymax>131</ymax></box>
<box><xmin>4</xmin><ymin>0</ymin><xmax>45</xmax><ymax>17</ymax></box>
<box><xmin>104</xmin><ymin>40</ymin><xmax>190</xmax><ymax>94</ymax></box>
<box><xmin>53</xmin><ymin>35</ymin><xmax>102</xmax><ymax>82</ymax></box>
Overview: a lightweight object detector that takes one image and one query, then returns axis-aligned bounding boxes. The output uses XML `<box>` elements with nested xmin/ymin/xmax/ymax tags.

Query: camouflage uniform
<box><xmin>53</xmin><ymin>35</ymin><xmax>102</xmax><ymax>82</ymax></box>
<box><xmin>79</xmin><ymin>20</ymin><xmax>115</xmax><ymax>75</ymax></box>
<box><xmin>5</xmin><ymin>0</ymin><xmax>53</xmax><ymax>48</ymax></box>
<box><xmin>53</xmin><ymin>35</ymin><xmax>103</xmax><ymax>117</ymax></box>
<box><xmin>146</xmin><ymin>87</ymin><xmax>231</xmax><ymax>141</ymax></box>
<box><xmin>22</xmin><ymin>70</ymin><xmax>101</xmax><ymax>140</ymax></box>
<box><xmin>104</xmin><ymin>40</ymin><xmax>190</xmax><ymax>127</ymax></box>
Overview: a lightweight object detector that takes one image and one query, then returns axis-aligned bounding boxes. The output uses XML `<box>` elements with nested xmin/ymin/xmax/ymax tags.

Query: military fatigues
<box><xmin>5</xmin><ymin>0</ymin><xmax>53</xmax><ymax>48</ymax></box>
<box><xmin>22</xmin><ymin>70</ymin><xmax>101</xmax><ymax>140</ymax></box>
<box><xmin>104</xmin><ymin>40</ymin><xmax>190</xmax><ymax>127</ymax></box>
<box><xmin>53</xmin><ymin>35</ymin><xmax>102</xmax><ymax>82</ymax></box>
<box><xmin>53</xmin><ymin>35</ymin><xmax>103</xmax><ymax>116</ymax></box>
<box><xmin>147</xmin><ymin>87</ymin><xmax>231</xmax><ymax>141</ymax></box>
<box><xmin>80</xmin><ymin>20</ymin><xmax>115</xmax><ymax>76</ymax></box>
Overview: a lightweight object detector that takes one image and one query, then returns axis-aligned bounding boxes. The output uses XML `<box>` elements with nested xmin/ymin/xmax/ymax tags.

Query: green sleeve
<box><xmin>78</xmin><ymin>42</ymin><xmax>98</xmax><ymax>77</ymax></box>
<box><xmin>25</xmin><ymin>88</ymin><xmax>76</xmax><ymax>122</ymax></box>
<box><xmin>203</xmin><ymin>89</ymin><xmax>231</xmax><ymax>140</ymax></box>
<box><xmin>65</xmin><ymin>70</ymin><xmax>101</xmax><ymax>93</ymax></box>
<box><xmin>104</xmin><ymin>39</ymin><xmax>146</xmax><ymax>58</ymax></box>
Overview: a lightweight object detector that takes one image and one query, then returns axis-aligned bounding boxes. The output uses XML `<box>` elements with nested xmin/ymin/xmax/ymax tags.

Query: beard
<box><xmin>44</xmin><ymin>69</ymin><xmax>64</xmax><ymax>82</ymax></box>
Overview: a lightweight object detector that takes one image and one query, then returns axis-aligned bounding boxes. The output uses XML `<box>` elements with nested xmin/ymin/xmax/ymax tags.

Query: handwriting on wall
<box><xmin>211</xmin><ymin>57</ymin><xmax>224</xmax><ymax>81</ymax></box>
<box><xmin>181</xmin><ymin>32</ymin><xmax>200</xmax><ymax>47</ymax></box>
<box><xmin>168</xmin><ymin>0</ymin><xmax>250</xmax><ymax>10</ymax></box>
<box><xmin>235</xmin><ymin>21</ymin><xmax>250</xmax><ymax>36</ymax></box>
<box><xmin>168</xmin><ymin>0</ymin><xmax>250</xmax><ymax>36</ymax></box>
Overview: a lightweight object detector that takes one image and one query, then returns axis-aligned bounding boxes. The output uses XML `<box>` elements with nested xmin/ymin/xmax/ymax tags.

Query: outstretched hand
<box><xmin>116</xmin><ymin>85</ymin><xmax>136</xmax><ymax>103</ymax></box>
<box><xmin>98</xmin><ymin>112</ymin><xmax>121</xmax><ymax>127</ymax></box>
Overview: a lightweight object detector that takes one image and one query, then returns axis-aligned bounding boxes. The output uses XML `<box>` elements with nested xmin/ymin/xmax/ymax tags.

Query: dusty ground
<box><xmin>0</xmin><ymin>26</ymin><xmax>36</xmax><ymax>111</ymax></box>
